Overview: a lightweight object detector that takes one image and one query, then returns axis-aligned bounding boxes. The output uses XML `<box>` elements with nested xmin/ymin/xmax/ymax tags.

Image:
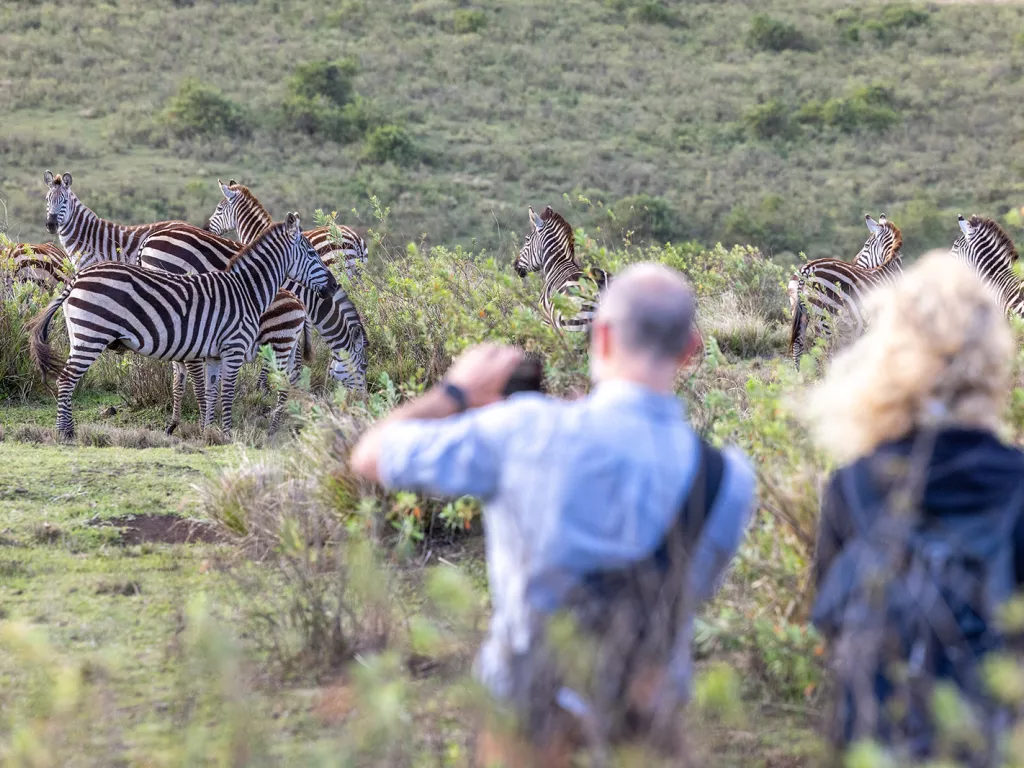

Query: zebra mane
<box><xmin>538</xmin><ymin>206</ymin><xmax>576</xmax><ymax>262</ymax></box>
<box><xmin>877</xmin><ymin>220</ymin><xmax>903</xmax><ymax>266</ymax></box>
<box><xmin>226</xmin><ymin>220</ymin><xmax>285</xmax><ymax>270</ymax></box>
<box><xmin>231</xmin><ymin>183</ymin><xmax>272</xmax><ymax>222</ymax></box>
<box><xmin>967</xmin><ymin>215</ymin><xmax>1019</xmax><ymax>264</ymax></box>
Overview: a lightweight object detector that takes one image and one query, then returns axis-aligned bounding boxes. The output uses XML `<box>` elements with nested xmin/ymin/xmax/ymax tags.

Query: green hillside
<box><xmin>2</xmin><ymin>0</ymin><xmax>1023</xmax><ymax>259</ymax></box>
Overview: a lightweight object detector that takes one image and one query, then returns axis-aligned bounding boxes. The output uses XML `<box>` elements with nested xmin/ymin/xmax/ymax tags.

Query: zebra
<box><xmin>206</xmin><ymin>179</ymin><xmax>368</xmax><ymax>277</ymax></box>
<box><xmin>43</xmin><ymin>170</ymin><xmax>311</xmax><ymax>433</ymax></box>
<box><xmin>788</xmin><ymin>214</ymin><xmax>904</xmax><ymax>369</ymax></box>
<box><xmin>2</xmin><ymin>242</ymin><xmax>70</xmax><ymax>288</ymax></box>
<box><xmin>950</xmin><ymin>214</ymin><xmax>1024</xmax><ymax>315</ymax></box>
<box><xmin>514</xmin><ymin>205</ymin><xmax>610</xmax><ymax>332</ymax></box>
<box><xmin>28</xmin><ymin>214</ymin><xmax>337</xmax><ymax>441</ymax></box>
<box><xmin>203</xmin><ymin>180</ymin><xmax>368</xmax><ymax>389</ymax></box>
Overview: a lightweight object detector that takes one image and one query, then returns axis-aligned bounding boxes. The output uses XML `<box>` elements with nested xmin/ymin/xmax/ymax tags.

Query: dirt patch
<box><xmin>93</xmin><ymin>515</ymin><xmax>226</xmax><ymax>545</ymax></box>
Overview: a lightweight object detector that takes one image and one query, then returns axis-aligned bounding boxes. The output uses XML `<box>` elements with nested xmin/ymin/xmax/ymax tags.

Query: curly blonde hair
<box><xmin>805</xmin><ymin>250</ymin><xmax>1014</xmax><ymax>462</ymax></box>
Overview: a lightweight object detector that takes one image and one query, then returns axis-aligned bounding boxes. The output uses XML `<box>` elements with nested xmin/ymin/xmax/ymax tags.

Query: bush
<box><xmin>628</xmin><ymin>1</ymin><xmax>682</xmax><ymax>27</ymax></box>
<box><xmin>363</xmin><ymin>124</ymin><xmax>419</xmax><ymax>166</ymax></box>
<box><xmin>834</xmin><ymin>5</ymin><xmax>929</xmax><ymax>45</ymax></box>
<box><xmin>602</xmin><ymin>194</ymin><xmax>683</xmax><ymax>244</ymax></box>
<box><xmin>162</xmin><ymin>79</ymin><xmax>251</xmax><ymax>139</ymax></box>
<box><xmin>724</xmin><ymin>195</ymin><xmax>810</xmax><ymax>256</ymax></box>
<box><xmin>452</xmin><ymin>8</ymin><xmax>486</xmax><ymax>34</ymax></box>
<box><xmin>0</xmin><ymin>279</ymin><xmax>52</xmax><ymax>401</ymax></box>
<box><xmin>287</xmin><ymin>58</ymin><xmax>358</xmax><ymax>108</ymax></box>
<box><xmin>797</xmin><ymin>84</ymin><xmax>900</xmax><ymax>133</ymax></box>
<box><xmin>747</xmin><ymin>15</ymin><xmax>815</xmax><ymax>52</ymax></box>
<box><xmin>743</xmin><ymin>100</ymin><xmax>792</xmax><ymax>140</ymax></box>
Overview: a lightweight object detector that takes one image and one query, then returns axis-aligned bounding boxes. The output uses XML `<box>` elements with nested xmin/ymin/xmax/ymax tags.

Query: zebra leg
<box><xmin>256</xmin><ymin>365</ymin><xmax>270</xmax><ymax>393</ymax></box>
<box><xmin>56</xmin><ymin>344</ymin><xmax>107</xmax><ymax>440</ymax></box>
<box><xmin>167</xmin><ymin>362</ymin><xmax>186</xmax><ymax>435</ymax></box>
<box><xmin>203</xmin><ymin>359</ymin><xmax>221</xmax><ymax>430</ymax></box>
<box><xmin>267</xmin><ymin>342</ymin><xmax>299</xmax><ymax>434</ymax></box>
<box><xmin>217</xmin><ymin>354</ymin><xmax>244</xmax><ymax>439</ymax></box>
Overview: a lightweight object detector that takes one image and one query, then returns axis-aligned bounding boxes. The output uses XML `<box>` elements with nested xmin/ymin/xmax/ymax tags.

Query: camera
<box><xmin>503</xmin><ymin>357</ymin><xmax>545</xmax><ymax>396</ymax></box>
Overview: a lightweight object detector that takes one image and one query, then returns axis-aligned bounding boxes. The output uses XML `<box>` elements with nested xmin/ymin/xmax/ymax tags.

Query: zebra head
<box><xmin>952</xmin><ymin>214</ymin><xmax>1019</xmax><ymax>271</ymax></box>
<box><xmin>205</xmin><ymin>179</ymin><xmax>242</xmax><ymax>235</ymax></box>
<box><xmin>43</xmin><ymin>170</ymin><xmax>74</xmax><ymax>235</ymax></box>
<box><xmin>855</xmin><ymin>214</ymin><xmax>902</xmax><ymax>269</ymax></box>
<box><xmin>514</xmin><ymin>206</ymin><xmax>551</xmax><ymax>277</ymax></box>
<box><xmin>283</xmin><ymin>212</ymin><xmax>338</xmax><ymax>299</ymax></box>
<box><xmin>330</xmin><ymin>335</ymin><xmax>367</xmax><ymax>391</ymax></box>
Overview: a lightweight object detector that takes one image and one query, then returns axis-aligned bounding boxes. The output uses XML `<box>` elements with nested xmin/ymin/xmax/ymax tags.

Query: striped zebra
<box><xmin>43</xmin><ymin>170</ymin><xmax>311</xmax><ymax>433</ymax></box>
<box><xmin>788</xmin><ymin>214</ymin><xmax>904</xmax><ymax>369</ymax></box>
<box><xmin>514</xmin><ymin>205</ymin><xmax>610</xmax><ymax>332</ymax></box>
<box><xmin>204</xmin><ymin>180</ymin><xmax>368</xmax><ymax>389</ymax></box>
<box><xmin>950</xmin><ymin>214</ymin><xmax>1024</xmax><ymax>314</ymax></box>
<box><xmin>28</xmin><ymin>214</ymin><xmax>336</xmax><ymax>441</ymax></box>
<box><xmin>206</xmin><ymin>179</ymin><xmax>368</xmax><ymax>277</ymax></box>
<box><xmin>2</xmin><ymin>242</ymin><xmax>70</xmax><ymax>288</ymax></box>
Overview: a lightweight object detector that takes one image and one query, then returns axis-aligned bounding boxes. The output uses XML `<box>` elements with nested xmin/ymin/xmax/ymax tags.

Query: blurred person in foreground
<box><xmin>807</xmin><ymin>251</ymin><xmax>1024</xmax><ymax>766</ymax></box>
<box><xmin>351</xmin><ymin>263</ymin><xmax>755</xmax><ymax>765</ymax></box>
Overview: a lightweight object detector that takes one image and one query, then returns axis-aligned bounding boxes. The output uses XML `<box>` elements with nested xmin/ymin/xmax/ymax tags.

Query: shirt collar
<box><xmin>590</xmin><ymin>379</ymin><xmax>686</xmax><ymax>418</ymax></box>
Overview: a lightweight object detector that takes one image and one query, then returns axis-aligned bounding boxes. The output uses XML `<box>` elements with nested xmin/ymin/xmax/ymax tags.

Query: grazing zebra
<box><xmin>29</xmin><ymin>214</ymin><xmax>337</xmax><ymax>440</ymax></box>
<box><xmin>43</xmin><ymin>170</ymin><xmax>311</xmax><ymax>433</ymax></box>
<box><xmin>204</xmin><ymin>180</ymin><xmax>368</xmax><ymax>389</ymax></box>
<box><xmin>2</xmin><ymin>242</ymin><xmax>70</xmax><ymax>288</ymax></box>
<box><xmin>514</xmin><ymin>205</ymin><xmax>610</xmax><ymax>331</ymax></box>
<box><xmin>206</xmin><ymin>179</ymin><xmax>368</xmax><ymax>277</ymax></box>
<box><xmin>950</xmin><ymin>214</ymin><xmax>1024</xmax><ymax>314</ymax></box>
<box><xmin>788</xmin><ymin>214</ymin><xmax>903</xmax><ymax>369</ymax></box>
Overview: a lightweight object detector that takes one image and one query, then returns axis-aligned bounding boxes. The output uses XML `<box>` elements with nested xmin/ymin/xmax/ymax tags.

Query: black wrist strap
<box><xmin>441</xmin><ymin>380</ymin><xmax>468</xmax><ymax>413</ymax></box>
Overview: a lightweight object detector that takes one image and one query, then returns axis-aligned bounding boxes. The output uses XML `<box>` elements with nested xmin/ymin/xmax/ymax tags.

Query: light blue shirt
<box><xmin>378</xmin><ymin>380</ymin><xmax>755</xmax><ymax>699</ymax></box>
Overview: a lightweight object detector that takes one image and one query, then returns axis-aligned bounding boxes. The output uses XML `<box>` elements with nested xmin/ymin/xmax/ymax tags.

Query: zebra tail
<box><xmin>301</xmin><ymin>316</ymin><xmax>313</xmax><ymax>363</ymax></box>
<box><xmin>788</xmin><ymin>296</ymin><xmax>805</xmax><ymax>359</ymax></box>
<box><xmin>28</xmin><ymin>284</ymin><xmax>71</xmax><ymax>380</ymax></box>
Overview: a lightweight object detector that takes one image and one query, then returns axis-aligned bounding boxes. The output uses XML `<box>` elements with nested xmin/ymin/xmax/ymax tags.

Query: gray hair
<box><xmin>595</xmin><ymin>263</ymin><xmax>696</xmax><ymax>360</ymax></box>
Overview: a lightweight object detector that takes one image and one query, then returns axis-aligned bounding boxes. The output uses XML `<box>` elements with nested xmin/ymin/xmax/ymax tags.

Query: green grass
<box><xmin>2</xmin><ymin>0</ymin><xmax>1024</xmax><ymax>260</ymax></box>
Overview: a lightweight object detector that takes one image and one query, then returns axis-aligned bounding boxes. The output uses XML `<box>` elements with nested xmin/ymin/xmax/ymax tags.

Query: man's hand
<box><xmin>445</xmin><ymin>344</ymin><xmax>525</xmax><ymax>409</ymax></box>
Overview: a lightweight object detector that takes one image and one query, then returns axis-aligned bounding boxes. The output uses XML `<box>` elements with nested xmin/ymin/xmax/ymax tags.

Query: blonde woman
<box><xmin>806</xmin><ymin>251</ymin><xmax>1024</xmax><ymax>765</ymax></box>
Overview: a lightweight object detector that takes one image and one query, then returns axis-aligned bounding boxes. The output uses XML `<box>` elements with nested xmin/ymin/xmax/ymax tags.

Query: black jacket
<box><xmin>813</xmin><ymin>427</ymin><xmax>1024</xmax><ymax>592</ymax></box>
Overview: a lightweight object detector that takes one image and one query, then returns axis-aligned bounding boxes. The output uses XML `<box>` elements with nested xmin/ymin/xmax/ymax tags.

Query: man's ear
<box><xmin>678</xmin><ymin>328</ymin><xmax>704</xmax><ymax>366</ymax></box>
<box><xmin>591</xmin><ymin>321</ymin><xmax>613</xmax><ymax>359</ymax></box>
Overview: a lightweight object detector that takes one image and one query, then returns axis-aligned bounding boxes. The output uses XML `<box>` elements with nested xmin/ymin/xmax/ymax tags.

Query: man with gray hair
<box><xmin>351</xmin><ymin>263</ymin><xmax>755</xmax><ymax>764</ymax></box>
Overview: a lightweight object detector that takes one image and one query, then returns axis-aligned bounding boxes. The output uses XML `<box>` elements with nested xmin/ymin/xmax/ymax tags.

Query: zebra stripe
<box><xmin>789</xmin><ymin>215</ymin><xmax>904</xmax><ymax>369</ymax></box>
<box><xmin>514</xmin><ymin>205</ymin><xmax>610</xmax><ymax>332</ymax></box>
<box><xmin>950</xmin><ymin>215</ymin><xmax>1024</xmax><ymax>315</ymax></box>
<box><xmin>44</xmin><ymin>170</ymin><xmax>184</xmax><ymax>270</ymax></box>
<box><xmin>206</xmin><ymin>179</ymin><xmax>368</xmax><ymax>277</ymax></box>
<box><xmin>2</xmin><ymin>242</ymin><xmax>70</xmax><ymax>288</ymax></box>
<box><xmin>29</xmin><ymin>215</ymin><xmax>336</xmax><ymax>440</ymax></box>
<box><xmin>204</xmin><ymin>180</ymin><xmax>368</xmax><ymax>389</ymax></box>
<box><xmin>138</xmin><ymin>226</ymin><xmax>317</xmax><ymax>431</ymax></box>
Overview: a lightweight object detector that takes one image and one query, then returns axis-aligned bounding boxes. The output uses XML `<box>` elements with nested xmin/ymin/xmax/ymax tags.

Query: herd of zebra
<box><xmin>1</xmin><ymin>172</ymin><xmax>601</xmax><ymax>440</ymax></box>
<box><xmin>787</xmin><ymin>210</ymin><xmax>1023</xmax><ymax>369</ymax></box>
<box><xmin>5</xmin><ymin>168</ymin><xmax>1019</xmax><ymax>441</ymax></box>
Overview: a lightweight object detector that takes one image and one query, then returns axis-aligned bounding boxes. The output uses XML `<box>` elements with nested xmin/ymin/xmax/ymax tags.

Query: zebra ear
<box><xmin>865</xmin><ymin>215</ymin><xmax>879</xmax><ymax>234</ymax></box>
<box><xmin>878</xmin><ymin>214</ymin><xmax>887</xmax><ymax>226</ymax></box>
<box><xmin>218</xmin><ymin>179</ymin><xmax>236</xmax><ymax>199</ymax></box>
<box><xmin>529</xmin><ymin>206</ymin><xmax>544</xmax><ymax>232</ymax></box>
<box><xmin>958</xmin><ymin>215</ymin><xmax>970</xmax><ymax>235</ymax></box>
<box><xmin>61</xmin><ymin>173</ymin><xmax>72</xmax><ymax>188</ymax></box>
<box><xmin>285</xmin><ymin>211</ymin><xmax>301</xmax><ymax>238</ymax></box>
<box><xmin>44</xmin><ymin>170</ymin><xmax>55</xmax><ymax>187</ymax></box>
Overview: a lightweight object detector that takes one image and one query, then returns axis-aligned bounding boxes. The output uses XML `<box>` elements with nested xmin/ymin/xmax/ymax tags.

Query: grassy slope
<box><xmin>1</xmin><ymin>0</ymin><xmax>1023</xmax><ymax>259</ymax></box>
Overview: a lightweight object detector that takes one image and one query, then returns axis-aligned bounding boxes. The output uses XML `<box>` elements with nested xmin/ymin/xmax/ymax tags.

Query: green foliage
<box><xmin>747</xmin><ymin>14</ymin><xmax>815</xmax><ymax>52</ymax></box>
<box><xmin>287</xmin><ymin>58</ymin><xmax>358</xmax><ymax>107</ymax></box>
<box><xmin>452</xmin><ymin>8</ymin><xmax>486</xmax><ymax>34</ymax></box>
<box><xmin>627</xmin><ymin>1</ymin><xmax>682</xmax><ymax>27</ymax></box>
<box><xmin>0</xmin><ymin>280</ymin><xmax>52</xmax><ymax>401</ymax></box>
<box><xmin>161</xmin><ymin>79</ymin><xmax>251</xmax><ymax>139</ymax></box>
<box><xmin>835</xmin><ymin>5</ymin><xmax>930</xmax><ymax>45</ymax></box>
<box><xmin>724</xmin><ymin>194</ymin><xmax>815</xmax><ymax>255</ymax></box>
<box><xmin>797</xmin><ymin>84</ymin><xmax>900</xmax><ymax>133</ymax></box>
<box><xmin>743</xmin><ymin>100</ymin><xmax>792</xmax><ymax>140</ymax></box>
<box><xmin>602</xmin><ymin>193</ymin><xmax>683</xmax><ymax>244</ymax></box>
<box><xmin>363</xmin><ymin>124</ymin><xmax>419</xmax><ymax>165</ymax></box>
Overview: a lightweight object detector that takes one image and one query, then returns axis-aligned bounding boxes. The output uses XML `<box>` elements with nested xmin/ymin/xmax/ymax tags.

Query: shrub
<box><xmin>724</xmin><ymin>195</ymin><xmax>810</xmax><ymax>256</ymax></box>
<box><xmin>743</xmin><ymin>100</ymin><xmax>792</xmax><ymax>140</ymax></box>
<box><xmin>363</xmin><ymin>124</ymin><xmax>419</xmax><ymax>166</ymax></box>
<box><xmin>0</xmin><ymin>279</ymin><xmax>55</xmax><ymax>401</ymax></box>
<box><xmin>628</xmin><ymin>1</ymin><xmax>682</xmax><ymax>27</ymax></box>
<box><xmin>603</xmin><ymin>194</ymin><xmax>683</xmax><ymax>244</ymax></box>
<box><xmin>452</xmin><ymin>8</ymin><xmax>486</xmax><ymax>34</ymax></box>
<box><xmin>834</xmin><ymin>5</ymin><xmax>929</xmax><ymax>45</ymax></box>
<box><xmin>162</xmin><ymin>79</ymin><xmax>251</xmax><ymax>139</ymax></box>
<box><xmin>747</xmin><ymin>15</ymin><xmax>815</xmax><ymax>53</ymax></box>
<box><xmin>287</xmin><ymin>58</ymin><xmax>358</xmax><ymax>108</ymax></box>
<box><xmin>797</xmin><ymin>84</ymin><xmax>900</xmax><ymax>133</ymax></box>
